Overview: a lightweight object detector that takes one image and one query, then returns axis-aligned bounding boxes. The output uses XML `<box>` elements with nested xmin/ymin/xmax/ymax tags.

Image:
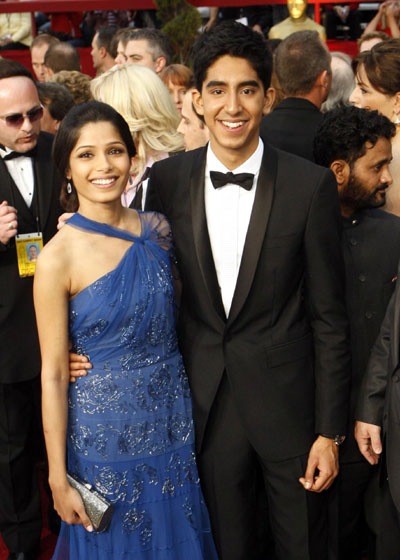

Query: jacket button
<box><xmin>350</xmin><ymin>238</ymin><xmax>358</xmax><ymax>246</ymax></box>
<box><xmin>365</xmin><ymin>311</ymin><xmax>373</xmax><ymax>319</ymax></box>
<box><xmin>358</xmin><ymin>274</ymin><xmax>366</xmax><ymax>282</ymax></box>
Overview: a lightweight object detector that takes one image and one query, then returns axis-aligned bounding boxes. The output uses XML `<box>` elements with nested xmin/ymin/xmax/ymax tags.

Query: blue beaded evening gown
<box><xmin>52</xmin><ymin>211</ymin><xmax>218</xmax><ymax>559</ymax></box>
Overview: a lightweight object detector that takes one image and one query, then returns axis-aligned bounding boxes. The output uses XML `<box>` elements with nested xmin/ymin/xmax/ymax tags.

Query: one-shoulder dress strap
<box><xmin>66</xmin><ymin>212</ymin><xmax>142</xmax><ymax>243</ymax></box>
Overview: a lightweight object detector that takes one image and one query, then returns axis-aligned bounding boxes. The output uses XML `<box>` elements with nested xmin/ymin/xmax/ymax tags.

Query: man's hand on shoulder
<box><xmin>0</xmin><ymin>201</ymin><xmax>18</xmax><ymax>245</ymax></box>
<box><xmin>299</xmin><ymin>435</ymin><xmax>339</xmax><ymax>492</ymax></box>
<box><xmin>354</xmin><ymin>421</ymin><xmax>382</xmax><ymax>465</ymax></box>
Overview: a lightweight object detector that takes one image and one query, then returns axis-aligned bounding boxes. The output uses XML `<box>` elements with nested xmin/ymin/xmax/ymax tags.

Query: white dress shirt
<box><xmin>205</xmin><ymin>138</ymin><xmax>263</xmax><ymax>317</ymax></box>
<box><xmin>0</xmin><ymin>146</ymin><xmax>34</xmax><ymax>208</ymax></box>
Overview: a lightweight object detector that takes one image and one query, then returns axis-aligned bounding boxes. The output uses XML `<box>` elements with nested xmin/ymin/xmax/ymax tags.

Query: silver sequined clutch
<box><xmin>67</xmin><ymin>472</ymin><xmax>114</xmax><ymax>532</ymax></box>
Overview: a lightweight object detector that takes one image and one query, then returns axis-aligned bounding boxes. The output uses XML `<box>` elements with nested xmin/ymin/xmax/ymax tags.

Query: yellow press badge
<box><xmin>15</xmin><ymin>232</ymin><xmax>43</xmax><ymax>277</ymax></box>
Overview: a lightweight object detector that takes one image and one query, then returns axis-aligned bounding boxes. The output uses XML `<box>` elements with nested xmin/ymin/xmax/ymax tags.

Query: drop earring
<box><xmin>395</xmin><ymin>113</ymin><xmax>400</xmax><ymax>125</ymax></box>
<box><xmin>67</xmin><ymin>180</ymin><xmax>72</xmax><ymax>194</ymax></box>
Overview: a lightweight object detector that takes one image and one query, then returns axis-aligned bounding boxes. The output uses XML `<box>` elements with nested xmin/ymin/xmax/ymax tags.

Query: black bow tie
<box><xmin>210</xmin><ymin>170</ymin><xmax>254</xmax><ymax>191</ymax></box>
<box><xmin>1</xmin><ymin>146</ymin><xmax>36</xmax><ymax>160</ymax></box>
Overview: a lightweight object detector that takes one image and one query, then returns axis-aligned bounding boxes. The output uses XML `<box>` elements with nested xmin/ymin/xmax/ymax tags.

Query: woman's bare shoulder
<box><xmin>123</xmin><ymin>208</ymin><xmax>143</xmax><ymax>236</ymax></box>
<box><xmin>36</xmin><ymin>224</ymin><xmax>77</xmax><ymax>276</ymax></box>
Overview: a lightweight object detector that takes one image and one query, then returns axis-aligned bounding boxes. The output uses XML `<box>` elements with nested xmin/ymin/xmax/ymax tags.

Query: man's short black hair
<box><xmin>128</xmin><ymin>28</ymin><xmax>173</xmax><ymax>66</ymax></box>
<box><xmin>95</xmin><ymin>26</ymin><xmax>118</xmax><ymax>58</ymax></box>
<box><xmin>314</xmin><ymin>106</ymin><xmax>396</xmax><ymax>168</ymax></box>
<box><xmin>37</xmin><ymin>82</ymin><xmax>74</xmax><ymax>121</ymax></box>
<box><xmin>0</xmin><ymin>59</ymin><xmax>34</xmax><ymax>82</ymax></box>
<box><xmin>192</xmin><ymin>21</ymin><xmax>272</xmax><ymax>92</ymax></box>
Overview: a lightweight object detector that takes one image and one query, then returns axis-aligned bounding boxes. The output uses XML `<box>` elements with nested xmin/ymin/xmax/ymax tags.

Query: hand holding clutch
<box><xmin>67</xmin><ymin>472</ymin><xmax>114</xmax><ymax>532</ymax></box>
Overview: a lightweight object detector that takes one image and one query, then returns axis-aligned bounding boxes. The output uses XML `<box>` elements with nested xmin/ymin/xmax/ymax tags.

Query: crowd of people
<box><xmin>2</xmin><ymin>6</ymin><xmax>400</xmax><ymax>560</ymax></box>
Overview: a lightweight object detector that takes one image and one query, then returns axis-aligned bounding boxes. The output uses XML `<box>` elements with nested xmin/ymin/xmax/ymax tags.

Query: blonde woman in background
<box><xmin>91</xmin><ymin>63</ymin><xmax>183</xmax><ymax>209</ymax></box>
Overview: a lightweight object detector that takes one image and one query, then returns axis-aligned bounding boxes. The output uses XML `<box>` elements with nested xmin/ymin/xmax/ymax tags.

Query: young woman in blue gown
<box><xmin>34</xmin><ymin>101</ymin><xmax>218</xmax><ymax>559</ymax></box>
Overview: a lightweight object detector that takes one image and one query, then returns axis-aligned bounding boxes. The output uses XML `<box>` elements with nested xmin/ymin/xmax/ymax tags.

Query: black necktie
<box><xmin>210</xmin><ymin>170</ymin><xmax>254</xmax><ymax>191</ymax></box>
<box><xmin>2</xmin><ymin>147</ymin><xmax>36</xmax><ymax>161</ymax></box>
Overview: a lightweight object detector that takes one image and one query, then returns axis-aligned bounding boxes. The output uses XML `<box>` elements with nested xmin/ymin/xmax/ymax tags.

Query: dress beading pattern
<box><xmin>52</xmin><ymin>212</ymin><xmax>217</xmax><ymax>559</ymax></box>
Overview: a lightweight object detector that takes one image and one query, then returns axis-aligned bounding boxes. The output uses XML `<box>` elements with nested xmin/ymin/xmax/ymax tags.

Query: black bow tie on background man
<box><xmin>210</xmin><ymin>170</ymin><xmax>254</xmax><ymax>191</ymax></box>
<box><xmin>0</xmin><ymin>145</ymin><xmax>37</xmax><ymax>160</ymax></box>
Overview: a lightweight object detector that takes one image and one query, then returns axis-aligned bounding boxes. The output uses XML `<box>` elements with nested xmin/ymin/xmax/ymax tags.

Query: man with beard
<box><xmin>314</xmin><ymin>105</ymin><xmax>400</xmax><ymax>560</ymax></box>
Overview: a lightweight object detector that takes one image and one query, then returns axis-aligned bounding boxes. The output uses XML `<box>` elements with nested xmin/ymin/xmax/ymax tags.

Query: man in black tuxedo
<box><xmin>145</xmin><ymin>22</ymin><xmax>350</xmax><ymax>559</ymax></box>
<box><xmin>314</xmin><ymin>105</ymin><xmax>400</xmax><ymax>560</ymax></box>
<box><xmin>0</xmin><ymin>60</ymin><xmax>62</xmax><ymax>559</ymax></box>
<box><xmin>260</xmin><ymin>30</ymin><xmax>331</xmax><ymax>162</ymax></box>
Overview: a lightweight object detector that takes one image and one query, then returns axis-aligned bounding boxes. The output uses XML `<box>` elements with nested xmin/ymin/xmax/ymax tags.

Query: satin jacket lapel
<box><xmin>227</xmin><ymin>145</ymin><xmax>277</xmax><ymax>326</ymax></box>
<box><xmin>190</xmin><ymin>148</ymin><xmax>226</xmax><ymax>324</ymax></box>
<box><xmin>34</xmin><ymin>136</ymin><xmax>53</xmax><ymax>232</ymax></box>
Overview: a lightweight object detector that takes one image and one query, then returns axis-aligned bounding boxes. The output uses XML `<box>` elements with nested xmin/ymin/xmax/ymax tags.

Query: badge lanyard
<box><xmin>5</xmin><ymin>160</ymin><xmax>44</xmax><ymax>277</ymax></box>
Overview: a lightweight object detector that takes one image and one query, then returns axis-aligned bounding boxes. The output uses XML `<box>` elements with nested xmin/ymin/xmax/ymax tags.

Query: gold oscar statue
<box><xmin>269</xmin><ymin>0</ymin><xmax>326</xmax><ymax>40</ymax></box>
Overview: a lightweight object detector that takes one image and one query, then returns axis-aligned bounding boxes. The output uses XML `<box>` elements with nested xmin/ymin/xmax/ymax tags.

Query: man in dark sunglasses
<box><xmin>0</xmin><ymin>104</ymin><xmax>43</xmax><ymax>127</ymax></box>
<box><xmin>0</xmin><ymin>59</ymin><xmax>63</xmax><ymax>560</ymax></box>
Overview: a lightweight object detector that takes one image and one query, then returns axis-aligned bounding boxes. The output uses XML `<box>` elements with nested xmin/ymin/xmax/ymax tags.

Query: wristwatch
<box><xmin>320</xmin><ymin>433</ymin><xmax>346</xmax><ymax>446</ymax></box>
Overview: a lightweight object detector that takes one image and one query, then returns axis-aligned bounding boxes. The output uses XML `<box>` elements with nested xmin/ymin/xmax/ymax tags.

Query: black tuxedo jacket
<box><xmin>260</xmin><ymin>97</ymin><xmax>323</xmax><ymax>162</ymax></box>
<box><xmin>146</xmin><ymin>143</ymin><xmax>350</xmax><ymax>461</ymax></box>
<box><xmin>0</xmin><ymin>132</ymin><xmax>62</xmax><ymax>384</ymax></box>
<box><xmin>356</xmin><ymin>263</ymin><xmax>400</xmax><ymax>511</ymax></box>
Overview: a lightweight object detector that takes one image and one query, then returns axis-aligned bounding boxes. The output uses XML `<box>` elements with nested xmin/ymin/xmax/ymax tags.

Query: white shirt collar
<box><xmin>206</xmin><ymin>137</ymin><xmax>264</xmax><ymax>177</ymax></box>
<box><xmin>0</xmin><ymin>145</ymin><xmax>13</xmax><ymax>158</ymax></box>
<box><xmin>0</xmin><ymin>145</ymin><xmax>31</xmax><ymax>159</ymax></box>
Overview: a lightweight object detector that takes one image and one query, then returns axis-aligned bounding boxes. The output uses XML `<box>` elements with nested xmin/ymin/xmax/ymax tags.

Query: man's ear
<box><xmin>99</xmin><ymin>46</ymin><xmax>107</xmax><ymax>60</ymax></box>
<box><xmin>263</xmin><ymin>87</ymin><xmax>275</xmax><ymax>115</ymax></box>
<box><xmin>321</xmin><ymin>69</ymin><xmax>331</xmax><ymax>90</ymax></box>
<box><xmin>314</xmin><ymin>69</ymin><xmax>330</xmax><ymax>90</ymax></box>
<box><xmin>192</xmin><ymin>88</ymin><xmax>204</xmax><ymax>117</ymax></box>
<box><xmin>330</xmin><ymin>159</ymin><xmax>350</xmax><ymax>188</ymax></box>
<box><xmin>155</xmin><ymin>56</ymin><xmax>167</xmax><ymax>74</ymax></box>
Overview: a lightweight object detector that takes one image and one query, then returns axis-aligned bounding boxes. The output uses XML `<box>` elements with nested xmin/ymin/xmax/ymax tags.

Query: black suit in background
<box><xmin>146</xmin><ymin>142</ymin><xmax>350</xmax><ymax>559</ymax></box>
<box><xmin>356</xmin><ymin>251</ymin><xmax>400</xmax><ymax>560</ymax></box>
<box><xmin>354</xmin><ymin>209</ymin><xmax>400</xmax><ymax>559</ymax></box>
<box><xmin>260</xmin><ymin>97</ymin><xmax>323</xmax><ymax>162</ymax></box>
<box><xmin>337</xmin><ymin>209</ymin><xmax>400</xmax><ymax>559</ymax></box>
<box><xmin>0</xmin><ymin>132</ymin><xmax>62</xmax><ymax>554</ymax></box>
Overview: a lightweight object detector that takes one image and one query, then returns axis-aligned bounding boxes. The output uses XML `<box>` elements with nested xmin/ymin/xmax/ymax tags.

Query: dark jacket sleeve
<box><xmin>304</xmin><ymin>168</ymin><xmax>351</xmax><ymax>435</ymax></box>
<box><xmin>355</xmin><ymin>287</ymin><xmax>395</xmax><ymax>427</ymax></box>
